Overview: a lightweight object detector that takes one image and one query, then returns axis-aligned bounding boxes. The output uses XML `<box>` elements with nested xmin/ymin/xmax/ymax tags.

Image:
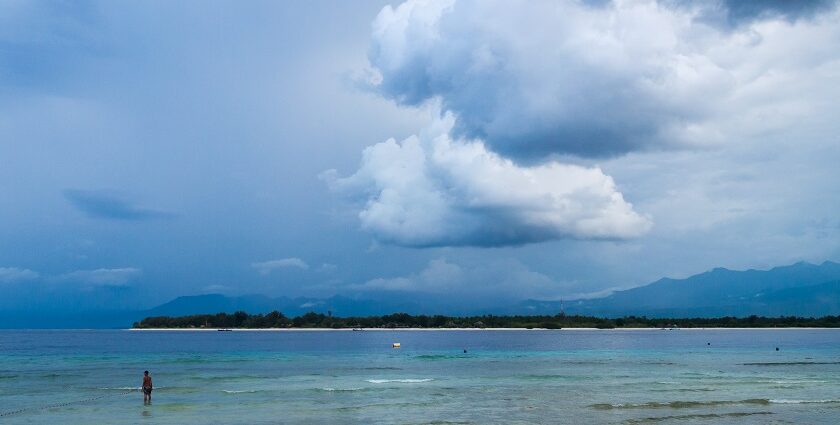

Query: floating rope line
<box><xmin>0</xmin><ymin>388</ymin><xmax>136</xmax><ymax>417</ymax></box>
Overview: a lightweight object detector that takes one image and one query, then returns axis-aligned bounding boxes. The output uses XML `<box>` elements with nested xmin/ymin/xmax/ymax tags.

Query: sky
<box><xmin>1</xmin><ymin>0</ymin><xmax>839</xmax><ymax>313</ymax></box>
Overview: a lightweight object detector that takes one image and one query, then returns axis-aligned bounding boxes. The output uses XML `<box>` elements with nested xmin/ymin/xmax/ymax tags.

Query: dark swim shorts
<box><xmin>143</xmin><ymin>386</ymin><xmax>152</xmax><ymax>395</ymax></box>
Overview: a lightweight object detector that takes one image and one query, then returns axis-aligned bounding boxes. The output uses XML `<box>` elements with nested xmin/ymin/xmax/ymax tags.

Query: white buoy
<box><xmin>392</xmin><ymin>342</ymin><xmax>401</xmax><ymax>348</ymax></box>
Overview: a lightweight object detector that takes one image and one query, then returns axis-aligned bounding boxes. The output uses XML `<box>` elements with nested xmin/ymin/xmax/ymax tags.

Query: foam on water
<box><xmin>365</xmin><ymin>378</ymin><xmax>434</xmax><ymax>384</ymax></box>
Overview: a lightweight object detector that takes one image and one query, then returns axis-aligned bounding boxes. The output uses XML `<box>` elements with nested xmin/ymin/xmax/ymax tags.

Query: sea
<box><xmin>1</xmin><ymin>329</ymin><xmax>839</xmax><ymax>424</ymax></box>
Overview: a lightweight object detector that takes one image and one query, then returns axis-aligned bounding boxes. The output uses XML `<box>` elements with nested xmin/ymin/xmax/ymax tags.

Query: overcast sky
<box><xmin>2</xmin><ymin>0</ymin><xmax>839</xmax><ymax>311</ymax></box>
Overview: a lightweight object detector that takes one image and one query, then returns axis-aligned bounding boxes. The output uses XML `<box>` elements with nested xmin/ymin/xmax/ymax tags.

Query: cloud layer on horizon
<box><xmin>57</xmin><ymin>267</ymin><xmax>142</xmax><ymax>288</ymax></box>
<box><xmin>252</xmin><ymin>258</ymin><xmax>310</xmax><ymax>275</ymax></box>
<box><xmin>0</xmin><ymin>267</ymin><xmax>40</xmax><ymax>283</ymax></box>
<box><xmin>350</xmin><ymin>257</ymin><xmax>565</xmax><ymax>300</ymax></box>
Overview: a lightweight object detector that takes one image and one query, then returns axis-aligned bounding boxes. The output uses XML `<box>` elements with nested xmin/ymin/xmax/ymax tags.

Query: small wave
<box><xmin>742</xmin><ymin>361</ymin><xmax>840</xmax><ymax>366</ymax></box>
<box><xmin>415</xmin><ymin>354</ymin><xmax>464</xmax><ymax>360</ymax></box>
<box><xmin>651</xmin><ymin>388</ymin><xmax>715</xmax><ymax>393</ymax></box>
<box><xmin>366</xmin><ymin>378</ymin><xmax>434</xmax><ymax>384</ymax></box>
<box><xmin>563</xmin><ymin>360</ymin><xmax>610</xmax><ymax>365</ymax></box>
<box><xmin>771</xmin><ymin>379</ymin><xmax>827</xmax><ymax>384</ymax></box>
<box><xmin>222</xmin><ymin>389</ymin><xmax>259</xmax><ymax>394</ymax></box>
<box><xmin>99</xmin><ymin>386</ymin><xmax>168</xmax><ymax>391</ymax></box>
<box><xmin>770</xmin><ymin>399</ymin><xmax>840</xmax><ymax>404</ymax></box>
<box><xmin>591</xmin><ymin>399</ymin><xmax>771</xmax><ymax>410</ymax></box>
<box><xmin>519</xmin><ymin>374</ymin><xmax>569</xmax><ymax>381</ymax></box>
<box><xmin>192</xmin><ymin>374</ymin><xmax>263</xmax><ymax>381</ymax></box>
<box><xmin>155</xmin><ymin>402</ymin><xmax>194</xmax><ymax>411</ymax></box>
<box><xmin>319</xmin><ymin>387</ymin><xmax>365</xmax><ymax>392</ymax></box>
<box><xmin>170</xmin><ymin>356</ymin><xmax>251</xmax><ymax>364</ymax></box>
<box><xmin>332</xmin><ymin>401</ymin><xmax>440</xmax><ymax>412</ymax></box>
<box><xmin>626</xmin><ymin>412</ymin><xmax>773</xmax><ymax>424</ymax></box>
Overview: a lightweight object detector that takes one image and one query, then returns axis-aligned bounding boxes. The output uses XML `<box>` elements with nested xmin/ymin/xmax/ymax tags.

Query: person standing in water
<box><xmin>142</xmin><ymin>371</ymin><xmax>153</xmax><ymax>404</ymax></box>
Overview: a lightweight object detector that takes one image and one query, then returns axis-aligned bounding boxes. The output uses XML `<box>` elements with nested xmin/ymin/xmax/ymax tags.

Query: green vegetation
<box><xmin>132</xmin><ymin>312</ymin><xmax>840</xmax><ymax>329</ymax></box>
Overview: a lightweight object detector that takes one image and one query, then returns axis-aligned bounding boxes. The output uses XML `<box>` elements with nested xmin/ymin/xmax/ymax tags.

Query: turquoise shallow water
<box><xmin>1</xmin><ymin>329</ymin><xmax>839</xmax><ymax>424</ymax></box>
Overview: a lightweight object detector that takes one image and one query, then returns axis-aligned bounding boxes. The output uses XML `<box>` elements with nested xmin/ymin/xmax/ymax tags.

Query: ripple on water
<box><xmin>517</xmin><ymin>374</ymin><xmax>570</xmax><ymax>381</ymax></box>
<box><xmin>625</xmin><ymin>411</ymin><xmax>774</xmax><ymax>424</ymax></box>
<box><xmin>590</xmin><ymin>399</ymin><xmax>772</xmax><ymax>410</ymax></box>
<box><xmin>414</xmin><ymin>354</ymin><xmax>469</xmax><ymax>361</ymax></box>
<box><xmin>650</xmin><ymin>388</ymin><xmax>716</xmax><ymax>393</ymax></box>
<box><xmin>742</xmin><ymin>361</ymin><xmax>840</xmax><ymax>366</ymax></box>
<box><xmin>190</xmin><ymin>374</ymin><xmax>264</xmax><ymax>382</ymax></box>
<box><xmin>316</xmin><ymin>387</ymin><xmax>366</xmax><ymax>392</ymax></box>
<box><xmin>591</xmin><ymin>398</ymin><xmax>840</xmax><ymax>410</ymax></box>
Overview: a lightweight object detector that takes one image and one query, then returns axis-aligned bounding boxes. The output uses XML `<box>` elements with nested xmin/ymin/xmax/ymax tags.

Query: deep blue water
<box><xmin>1</xmin><ymin>329</ymin><xmax>839</xmax><ymax>424</ymax></box>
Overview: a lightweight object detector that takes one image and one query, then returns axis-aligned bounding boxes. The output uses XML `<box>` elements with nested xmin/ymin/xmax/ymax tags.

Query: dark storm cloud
<box><xmin>63</xmin><ymin>190</ymin><xmax>173</xmax><ymax>221</ymax></box>
<box><xmin>365</xmin><ymin>0</ymin><xmax>839</xmax><ymax>161</ymax></box>
<box><xmin>701</xmin><ymin>0</ymin><xmax>837</xmax><ymax>27</ymax></box>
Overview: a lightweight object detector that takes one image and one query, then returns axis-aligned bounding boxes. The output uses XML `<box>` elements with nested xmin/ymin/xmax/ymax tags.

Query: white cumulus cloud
<box><xmin>0</xmin><ymin>267</ymin><xmax>39</xmax><ymax>283</ymax></box>
<box><xmin>251</xmin><ymin>258</ymin><xmax>310</xmax><ymax>275</ymax></box>
<box><xmin>324</xmin><ymin>115</ymin><xmax>651</xmax><ymax>247</ymax></box>
<box><xmin>59</xmin><ymin>267</ymin><xmax>142</xmax><ymax>287</ymax></box>
<box><xmin>332</xmin><ymin>0</ymin><xmax>840</xmax><ymax>248</ymax></box>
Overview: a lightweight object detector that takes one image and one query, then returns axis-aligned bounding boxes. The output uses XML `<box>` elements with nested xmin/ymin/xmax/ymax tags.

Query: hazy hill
<box><xmin>4</xmin><ymin>260</ymin><xmax>839</xmax><ymax>328</ymax></box>
<box><xmin>553</xmin><ymin>261</ymin><xmax>840</xmax><ymax>317</ymax></box>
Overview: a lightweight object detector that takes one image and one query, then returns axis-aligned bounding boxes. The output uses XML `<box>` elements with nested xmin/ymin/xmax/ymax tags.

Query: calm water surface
<box><xmin>1</xmin><ymin>329</ymin><xmax>839</xmax><ymax>424</ymax></box>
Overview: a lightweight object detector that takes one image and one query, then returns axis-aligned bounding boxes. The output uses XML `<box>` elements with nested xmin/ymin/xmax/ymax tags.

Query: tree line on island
<box><xmin>133</xmin><ymin>311</ymin><xmax>840</xmax><ymax>329</ymax></box>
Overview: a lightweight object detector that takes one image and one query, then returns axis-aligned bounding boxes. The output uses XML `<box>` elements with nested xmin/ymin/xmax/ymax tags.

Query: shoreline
<box><xmin>127</xmin><ymin>327</ymin><xmax>840</xmax><ymax>331</ymax></box>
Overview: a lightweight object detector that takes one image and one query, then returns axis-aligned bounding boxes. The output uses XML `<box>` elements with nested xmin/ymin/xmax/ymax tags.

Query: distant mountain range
<box><xmin>145</xmin><ymin>261</ymin><xmax>840</xmax><ymax>320</ymax></box>
<box><xmin>2</xmin><ymin>260</ymin><xmax>839</xmax><ymax>328</ymax></box>
<box><xmin>523</xmin><ymin>261</ymin><xmax>840</xmax><ymax>317</ymax></box>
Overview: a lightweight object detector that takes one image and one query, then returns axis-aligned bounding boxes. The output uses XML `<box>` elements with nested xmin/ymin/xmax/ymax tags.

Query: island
<box><xmin>132</xmin><ymin>311</ymin><xmax>840</xmax><ymax>329</ymax></box>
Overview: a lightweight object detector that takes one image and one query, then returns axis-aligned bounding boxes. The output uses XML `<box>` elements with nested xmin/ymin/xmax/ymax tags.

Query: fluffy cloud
<box><xmin>351</xmin><ymin>257</ymin><xmax>567</xmax><ymax>300</ymax></box>
<box><xmin>0</xmin><ymin>267</ymin><xmax>39</xmax><ymax>283</ymax></box>
<box><xmin>334</xmin><ymin>0</ymin><xmax>840</xmax><ymax>247</ymax></box>
<box><xmin>59</xmin><ymin>267</ymin><xmax>142</xmax><ymax>287</ymax></box>
<box><xmin>357</xmin><ymin>258</ymin><xmax>463</xmax><ymax>292</ymax></box>
<box><xmin>324</xmin><ymin>115</ymin><xmax>650</xmax><ymax>247</ymax></box>
<box><xmin>251</xmin><ymin>258</ymin><xmax>309</xmax><ymax>275</ymax></box>
<box><xmin>367</xmin><ymin>0</ymin><xmax>840</xmax><ymax>159</ymax></box>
